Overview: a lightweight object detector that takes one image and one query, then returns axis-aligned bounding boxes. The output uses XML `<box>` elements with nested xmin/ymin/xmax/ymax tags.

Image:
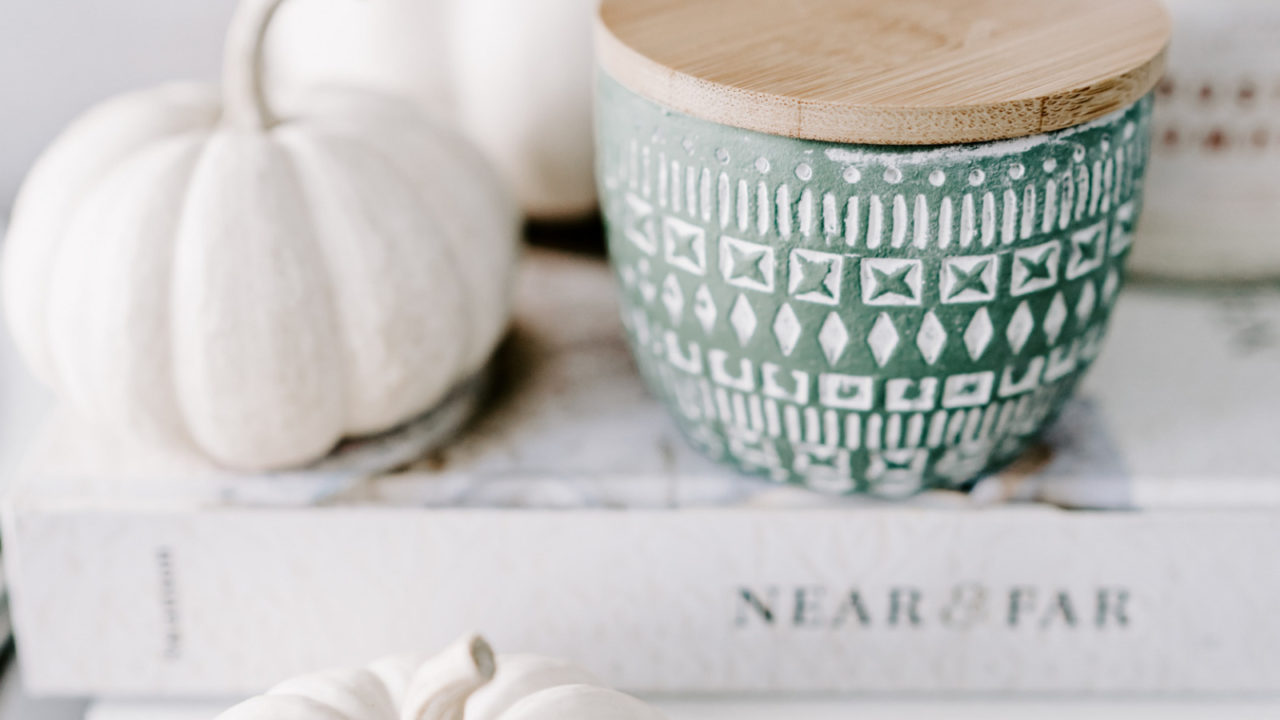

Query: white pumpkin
<box><xmin>2</xmin><ymin>0</ymin><xmax>519</xmax><ymax>470</ymax></box>
<box><xmin>265</xmin><ymin>0</ymin><xmax>455</xmax><ymax>120</ymax></box>
<box><xmin>451</xmin><ymin>0</ymin><xmax>600</xmax><ymax>220</ymax></box>
<box><xmin>216</xmin><ymin>635</ymin><xmax>668</xmax><ymax>720</ymax></box>
<box><xmin>267</xmin><ymin>0</ymin><xmax>600</xmax><ymax>220</ymax></box>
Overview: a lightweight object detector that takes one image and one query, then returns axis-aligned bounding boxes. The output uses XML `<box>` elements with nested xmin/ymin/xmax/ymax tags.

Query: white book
<box><xmin>4</xmin><ymin>251</ymin><xmax>1280</xmax><ymax>697</ymax></box>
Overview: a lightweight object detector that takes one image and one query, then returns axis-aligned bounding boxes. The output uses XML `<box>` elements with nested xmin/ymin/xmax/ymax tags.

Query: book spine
<box><xmin>6</xmin><ymin>505</ymin><xmax>1280</xmax><ymax>696</ymax></box>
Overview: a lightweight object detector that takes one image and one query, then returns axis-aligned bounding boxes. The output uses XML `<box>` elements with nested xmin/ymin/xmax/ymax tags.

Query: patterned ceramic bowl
<box><xmin>594</xmin><ymin>0</ymin><xmax>1167</xmax><ymax>496</ymax></box>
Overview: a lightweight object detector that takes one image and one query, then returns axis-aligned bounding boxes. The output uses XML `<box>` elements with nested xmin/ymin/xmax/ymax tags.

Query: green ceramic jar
<box><xmin>595</xmin><ymin>0</ymin><xmax>1169</xmax><ymax>496</ymax></box>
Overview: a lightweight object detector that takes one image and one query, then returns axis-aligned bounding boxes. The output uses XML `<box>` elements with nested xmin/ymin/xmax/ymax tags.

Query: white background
<box><xmin>0</xmin><ymin>1</ymin><xmax>239</xmax><ymax>208</ymax></box>
<box><xmin>1</xmin><ymin>2</ymin><xmax>1278</xmax><ymax>718</ymax></box>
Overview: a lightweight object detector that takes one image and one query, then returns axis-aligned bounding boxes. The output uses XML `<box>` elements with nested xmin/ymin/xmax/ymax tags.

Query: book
<box><xmin>4</xmin><ymin>250</ymin><xmax>1280</xmax><ymax>697</ymax></box>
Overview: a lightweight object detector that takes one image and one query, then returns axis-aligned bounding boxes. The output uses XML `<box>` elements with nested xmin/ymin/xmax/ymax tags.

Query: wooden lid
<box><xmin>596</xmin><ymin>0</ymin><xmax>1170</xmax><ymax>145</ymax></box>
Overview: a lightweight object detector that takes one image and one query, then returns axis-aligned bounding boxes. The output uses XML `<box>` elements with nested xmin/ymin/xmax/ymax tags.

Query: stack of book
<box><xmin>4</xmin><ymin>250</ymin><xmax>1280</xmax><ymax>700</ymax></box>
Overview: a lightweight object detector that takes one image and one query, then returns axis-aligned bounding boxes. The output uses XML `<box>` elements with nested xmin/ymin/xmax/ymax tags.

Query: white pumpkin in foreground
<box><xmin>217</xmin><ymin>635</ymin><xmax>667</xmax><ymax>720</ymax></box>
<box><xmin>3</xmin><ymin>0</ymin><xmax>519</xmax><ymax>470</ymax></box>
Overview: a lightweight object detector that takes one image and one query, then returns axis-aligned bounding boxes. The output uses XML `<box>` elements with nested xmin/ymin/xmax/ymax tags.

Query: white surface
<box><xmin>75</xmin><ymin>697</ymin><xmax>1280</xmax><ymax>720</ymax></box>
<box><xmin>0</xmin><ymin>665</ymin><xmax>84</xmax><ymax>720</ymax></box>
<box><xmin>11</xmin><ymin>685</ymin><xmax>1280</xmax><ymax>720</ymax></box>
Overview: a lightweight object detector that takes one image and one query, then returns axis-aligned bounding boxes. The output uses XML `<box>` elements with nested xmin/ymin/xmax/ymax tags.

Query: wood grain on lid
<box><xmin>596</xmin><ymin>0</ymin><xmax>1171</xmax><ymax>145</ymax></box>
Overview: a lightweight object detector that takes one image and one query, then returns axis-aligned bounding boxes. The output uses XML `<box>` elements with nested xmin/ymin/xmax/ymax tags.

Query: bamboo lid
<box><xmin>596</xmin><ymin>0</ymin><xmax>1171</xmax><ymax>145</ymax></box>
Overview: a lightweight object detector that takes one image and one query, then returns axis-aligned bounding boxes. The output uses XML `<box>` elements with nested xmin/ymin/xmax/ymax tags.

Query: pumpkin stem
<box><xmin>222</xmin><ymin>0</ymin><xmax>289</xmax><ymax>129</ymax></box>
<box><xmin>401</xmin><ymin>634</ymin><xmax>497</xmax><ymax>720</ymax></box>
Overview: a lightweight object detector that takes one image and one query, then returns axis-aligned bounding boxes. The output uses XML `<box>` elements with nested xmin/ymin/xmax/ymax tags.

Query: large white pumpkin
<box><xmin>216</xmin><ymin>635</ymin><xmax>667</xmax><ymax>720</ymax></box>
<box><xmin>2</xmin><ymin>0</ymin><xmax>519</xmax><ymax>470</ymax></box>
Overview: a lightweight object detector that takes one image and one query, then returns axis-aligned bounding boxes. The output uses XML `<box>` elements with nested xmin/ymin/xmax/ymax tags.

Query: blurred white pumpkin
<box><xmin>265</xmin><ymin>0</ymin><xmax>455</xmax><ymax>119</ymax></box>
<box><xmin>268</xmin><ymin>0</ymin><xmax>599</xmax><ymax>220</ymax></box>
<box><xmin>216</xmin><ymin>635</ymin><xmax>667</xmax><ymax>720</ymax></box>
<box><xmin>451</xmin><ymin>0</ymin><xmax>599</xmax><ymax>220</ymax></box>
<box><xmin>2</xmin><ymin>0</ymin><xmax>519</xmax><ymax>470</ymax></box>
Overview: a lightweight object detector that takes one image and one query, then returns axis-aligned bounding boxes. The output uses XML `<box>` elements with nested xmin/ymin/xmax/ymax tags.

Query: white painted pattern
<box><xmin>1102</xmin><ymin>267</ymin><xmax>1121</xmax><ymax>303</ymax></box>
<box><xmin>1005</xmin><ymin>300</ymin><xmax>1035</xmax><ymax>354</ymax></box>
<box><xmin>623</xmin><ymin>192</ymin><xmax>657</xmax><ymax>255</ymax></box>
<box><xmin>719</xmin><ymin>235</ymin><xmax>775</xmax><ymax>293</ymax></box>
<box><xmin>728</xmin><ymin>294</ymin><xmax>757</xmax><ymax>346</ymax></box>
<box><xmin>718</xmin><ymin>172</ymin><xmax>731</xmax><ymax>228</ymax></box>
<box><xmin>1043</xmin><ymin>292</ymin><xmax>1068</xmax><ymax>344</ymax></box>
<box><xmin>1076</xmin><ymin>281</ymin><xmax>1097</xmax><ymax>325</ymax></box>
<box><xmin>960</xmin><ymin>193</ymin><xmax>977</xmax><ymax>246</ymax></box>
<box><xmin>913</xmin><ymin>194</ymin><xmax>930</xmax><ymax>248</ymax></box>
<box><xmin>818</xmin><ymin>312</ymin><xmax>850</xmax><ymax>366</ymax></box>
<box><xmin>891</xmin><ymin>194</ymin><xmax>908</xmax><ymax>248</ymax></box>
<box><xmin>662</xmin><ymin>215</ymin><xmax>707</xmax><ymax>276</ymax></box>
<box><xmin>942</xmin><ymin>371</ymin><xmax>996</xmax><ymax>408</ymax></box>
<box><xmin>915</xmin><ymin>311</ymin><xmax>947</xmax><ymax>365</ymax></box>
<box><xmin>940</xmin><ymin>254</ymin><xmax>999</xmax><ymax>304</ymax></box>
<box><xmin>756</xmin><ymin>181</ymin><xmax>770</xmax><ymax>236</ymax></box>
<box><xmin>616</xmin><ymin>96</ymin><xmax>1143</xmax><ymax>259</ymax></box>
<box><xmin>1010</xmin><ymin>240</ymin><xmax>1061</xmax><ymax>296</ymax></box>
<box><xmin>885</xmin><ymin>377</ymin><xmax>938</xmax><ymax>412</ymax></box>
<box><xmin>772</xmin><ymin>304</ymin><xmax>802</xmax><ymax>356</ymax></box>
<box><xmin>867</xmin><ymin>194</ymin><xmax>885</xmax><ymax>248</ymax></box>
<box><xmin>844</xmin><ymin>196</ymin><xmax>860</xmax><ymax>246</ymax></box>
<box><xmin>661</xmin><ymin>274</ymin><xmax>684</xmax><ymax>324</ymax></box>
<box><xmin>708</xmin><ymin>350</ymin><xmax>754</xmax><ymax>392</ymax></box>
<box><xmin>1067</xmin><ymin>220</ymin><xmax>1108</xmax><ymax>280</ymax></box>
<box><xmin>999</xmin><ymin>356</ymin><xmax>1044</xmax><ymax>396</ymax></box>
<box><xmin>685</xmin><ymin>164</ymin><xmax>697</xmax><ymax>217</ymax></box>
<box><xmin>1042</xmin><ymin>178</ymin><xmax>1058</xmax><ymax>234</ymax></box>
<box><xmin>798</xmin><ymin>188</ymin><xmax>815</xmax><ymax>237</ymax></box>
<box><xmin>938</xmin><ymin>196</ymin><xmax>954</xmax><ymax>247</ymax></box>
<box><xmin>699</xmin><ymin>167</ymin><xmax>712</xmax><ymax>222</ymax></box>
<box><xmin>981</xmin><ymin>191</ymin><xmax>997</xmax><ymax>246</ymax></box>
<box><xmin>861</xmin><ymin>258</ymin><xmax>923</xmax><ymax>306</ymax></box>
<box><xmin>822</xmin><ymin>192</ymin><xmax>839</xmax><ymax>238</ymax></box>
<box><xmin>776</xmin><ymin>183</ymin><xmax>793</xmax><ymax>238</ymax></box>
<box><xmin>1021</xmin><ymin>184</ymin><xmax>1037</xmax><ymax>239</ymax></box>
<box><xmin>818</xmin><ymin>373</ymin><xmax>875</xmax><ymax>411</ymax></box>
<box><xmin>1002</xmin><ymin>188</ymin><xmax>1019</xmax><ymax>245</ymax></box>
<box><xmin>867</xmin><ymin>313</ymin><xmax>900</xmax><ymax>367</ymax></box>
<box><xmin>788</xmin><ymin>248</ymin><xmax>844</xmax><ymax>305</ymax></box>
<box><xmin>656</xmin><ymin>150</ymin><xmax>667</xmax><ymax>205</ymax></box>
<box><xmin>670</xmin><ymin>159</ymin><xmax>682</xmax><ymax>212</ymax></box>
<box><xmin>963</xmin><ymin>308</ymin><xmax>995</xmax><ymax>360</ymax></box>
<box><xmin>692</xmin><ymin>284</ymin><xmax>717</xmax><ymax>334</ymax></box>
